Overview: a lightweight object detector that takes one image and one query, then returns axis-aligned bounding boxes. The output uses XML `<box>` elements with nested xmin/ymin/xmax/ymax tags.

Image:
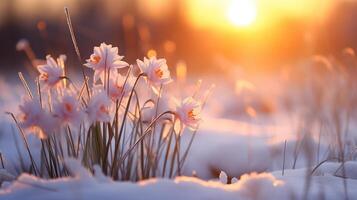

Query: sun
<box><xmin>227</xmin><ymin>0</ymin><xmax>257</xmax><ymax>27</ymax></box>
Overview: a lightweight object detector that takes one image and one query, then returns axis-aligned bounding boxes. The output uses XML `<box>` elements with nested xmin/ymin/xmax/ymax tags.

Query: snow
<box><xmin>1</xmin><ymin>163</ymin><xmax>357</xmax><ymax>200</ymax></box>
<box><xmin>219</xmin><ymin>171</ymin><xmax>228</xmax><ymax>184</ymax></box>
<box><xmin>181</xmin><ymin>116</ymin><xmax>330</xmax><ymax>179</ymax></box>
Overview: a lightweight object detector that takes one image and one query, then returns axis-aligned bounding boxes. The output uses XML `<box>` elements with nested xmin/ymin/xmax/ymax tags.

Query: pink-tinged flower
<box><xmin>176</xmin><ymin>97</ymin><xmax>202</xmax><ymax>130</ymax></box>
<box><xmin>108</xmin><ymin>72</ymin><xmax>134</xmax><ymax>101</ymax></box>
<box><xmin>85</xmin><ymin>43</ymin><xmax>129</xmax><ymax>83</ymax></box>
<box><xmin>18</xmin><ymin>98</ymin><xmax>57</xmax><ymax>138</ymax></box>
<box><xmin>136</xmin><ymin>57</ymin><xmax>172</xmax><ymax>87</ymax></box>
<box><xmin>53</xmin><ymin>92</ymin><xmax>84</xmax><ymax>126</ymax></box>
<box><xmin>86</xmin><ymin>91</ymin><xmax>111</xmax><ymax>123</ymax></box>
<box><xmin>37</xmin><ymin>55</ymin><xmax>64</xmax><ymax>88</ymax></box>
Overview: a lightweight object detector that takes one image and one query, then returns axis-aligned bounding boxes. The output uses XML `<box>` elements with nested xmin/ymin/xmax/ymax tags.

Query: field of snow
<box><xmin>2</xmin><ymin>162</ymin><xmax>357</xmax><ymax>200</ymax></box>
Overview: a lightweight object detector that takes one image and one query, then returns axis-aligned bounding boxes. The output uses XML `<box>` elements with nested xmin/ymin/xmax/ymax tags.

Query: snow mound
<box><xmin>0</xmin><ymin>172</ymin><xmax>287</xmax><ymax>200</ymax></box>
<box><xmin>1</xmin><ymin>163</ymin><xmax>357</xmax><ymax>200</ymax></box>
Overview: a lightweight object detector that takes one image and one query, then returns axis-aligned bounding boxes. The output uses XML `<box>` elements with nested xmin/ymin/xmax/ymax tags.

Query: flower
<box><xmin>136</xmin><ymin>57</ymin><xmax>172</xmax><ymax>89</ymax></box>
<box><xmin>107</xmin><ymin>72</ymin><xmax>134</xmax><ymax>101</ymax></box>
<box><xmin>18</xmin><ymin>98</ymin><xmax>57</xmax><ymax>138</ymax></box>
<box><xmin>18</xmin><ymin>98</ymin><xmax>43</xmax><ymax>129</ymax></box>
<box><xmin>37</xmin><ymin>55</ymin><xmax>64</xmax><ymax>88</ymax></box>
<box><xmin>53</xmin><ymin>91</ymin><xmax>84</xmax><ymax>126</ymax></box>
<box><xmin>85</xmin><ymin>43</ymin><xmax>129</xmax><ymax>83</ymax></box>
<box><xmin>86</xmin><ymin>91</ymin><xmax>111</xmax><ymax>123</ymax></box>
<box><xmin>176</xmin><ymin>97</ymin><xmax>202</xmax><ymax>130</ymax></box>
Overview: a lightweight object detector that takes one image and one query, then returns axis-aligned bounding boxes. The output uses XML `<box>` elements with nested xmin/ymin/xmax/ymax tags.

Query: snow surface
<box><xmin>1</xmin><ymin>160</ymin><xmax>357</xmax><ymax>200</ymax></box>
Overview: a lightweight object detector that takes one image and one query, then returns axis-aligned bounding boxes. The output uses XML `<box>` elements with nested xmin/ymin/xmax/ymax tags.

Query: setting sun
<box><xmin>184</xmin><ymin>0</ymin><xmax>259</xmax><ymax>30</ymax></box>
<box><xmin>184</xmin><ymin>0</ymin><xmax>333</xmax><ymax>31</ymax></box>
<box><xmin>227</xmin><ymin>0</ymin><xmax>257</xmax><ymax>27</ymax></box>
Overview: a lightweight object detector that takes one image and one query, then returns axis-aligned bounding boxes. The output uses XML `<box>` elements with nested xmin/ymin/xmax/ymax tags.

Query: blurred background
<box><xmin>1</xmin><ymin>0</ymin><xmax>357</xmax><ymax>185</ymax></box>
<box><xmin>1</xmin><ymin>0</ymin><xmax>357</xmax><ymax>75</ymax></box>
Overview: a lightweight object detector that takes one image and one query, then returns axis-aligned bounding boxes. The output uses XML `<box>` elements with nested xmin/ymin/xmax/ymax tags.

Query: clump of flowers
<box><xmin>8</xmin><ymin>41</ymin><xmax>210</xmax><ymax>181</ymax></box>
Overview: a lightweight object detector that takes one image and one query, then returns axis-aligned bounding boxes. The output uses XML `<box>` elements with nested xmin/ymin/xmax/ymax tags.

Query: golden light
<box><xmin>147</xmin><ymin>49</ymin><xmax>157</xmax><ymax>58</ymax></box>
<box><xmin>227</xmin><ymin>0</ymin><xmax>257</xmax><ymax>27</ymax></box>
<box><xmin>184</xmin><ymin>0</ymin><xmax>334</xmax><ymax>31</ymax></box>
<box><xmin>183</xmin><ymin>0</ymin><xmax>259</xmax><ymax>30</ymax></box>
<box><xmin>137</xmin><ymin>0</ymin><xmax>174</xmax><ymax>21</ymax></box>
<box><xmin>235</xmin><ymin>80</ymin><xmax>256</xmax><ymax>94</ymax></box>
<box><xmin>176</xmin><ymin>61</ymin><xmax>187</xmax><ymax>82</ymax></box>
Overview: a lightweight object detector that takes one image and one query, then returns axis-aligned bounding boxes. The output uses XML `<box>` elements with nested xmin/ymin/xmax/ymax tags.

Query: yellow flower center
<box><xmin>155</xmin><ymin>68</ymin><xmax>164</xmax><ymax>78</ymax></box>
<box><xmin>100</xmin><ymin>105</ymin><xmax>108</xmax><ymax>114</ymax></box>
<box><xmin>91</xmin><ymin>55</ymin><xmax>101</xmax><ymax>64</ymax></box>
<box><xmin>116</xmin><ymin>85</ymin><xmax>123</xmax><ymax>91</ymax></box>
<box><xmin>64</xmin><ymin>103</ymin><xmax>73</xmax><ymax>112</ymax></box>
<box><xmin>22</xmin><ymin>113</ymin><xmax>28</xmax><ymax>121</ymax></box>
<box><xmin>40</xmin><ymin>73</ymin><xmax>49</xmax><ymax>81</ymax></box>
<box><xmin>188</xmin><ymin>109</ymin><xmax>196</xmax><ymax>120</ymax></box>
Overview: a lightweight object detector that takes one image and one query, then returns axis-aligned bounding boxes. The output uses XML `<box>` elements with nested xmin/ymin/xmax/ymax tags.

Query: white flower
<box><xmin>85</xmin><ymin>43</ymin><xmax>128</xmax><ymax>83</ymax></box>
<box><xmin>18</xmin><ymin>98</ymin><xmax>57</xmax><ymax>138</ymax></box>
<box><xmin>18</xmin><ymin>98</ymin><xmax>43</xmax><ymax>128</ymax></box>
<box><xmin>176</xmin><ymin>97</ymin><xmax>201</xmax><ymax>130</ymax></box>
<box><xmin>86</xmin><ymin>91</ymin><xmax>111</xmax><ymax>123</ymax></box>
<box><xmin>108</xmin><ymin>72</ymin><xmax>134</xmax><ymax>101</ymax></box>
<box><xmin>136</xmin><ymin>57</ymin><xmax>172</xmax><ymax>88</ymax></box>
<box><xmin>53</xmin><ymin>91</ymin><xmax>84</xmax><ymax>126</ymax></box>
<box><xmin>37</xmin><ymin>55</ymin><xmax>64</xmax><ymax>88</ymax></box>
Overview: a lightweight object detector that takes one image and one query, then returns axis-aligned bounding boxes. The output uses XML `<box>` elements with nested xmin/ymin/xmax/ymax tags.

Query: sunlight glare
<box><xmin>227</xmin><ymin>0</ymin><xmax>257</xmax><ymax>27</ymax></box>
